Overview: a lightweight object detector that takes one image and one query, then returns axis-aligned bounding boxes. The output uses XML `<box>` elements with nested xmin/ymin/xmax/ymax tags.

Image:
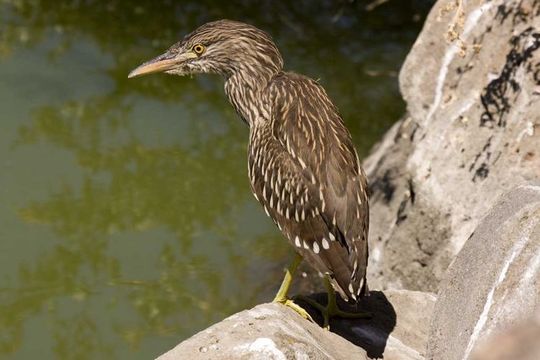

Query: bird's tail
<box><xmin>330</xmin><ymin>273</ymin><xmax>368</xmax><ymax>304</ymax></box>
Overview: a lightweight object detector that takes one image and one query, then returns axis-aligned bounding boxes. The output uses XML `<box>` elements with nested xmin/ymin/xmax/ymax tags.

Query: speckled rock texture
<box><xmin>156</xmin><ymin>289</ymin><xmax>436</xmax><ymax>360</ymax></box>
<box><xmin>426</xmin><ymin>184</ymin><xmax>540</xmax><ymax>360</ymax></box>
<box><xmin>365</xmin><ymin>0</ymin><xmax>540</xmax><ymax>292</ymax></box>
<box><xmin>157</xmin><ymin>304</ymin><xmax>367</xmax><ymax>360</ymax></box>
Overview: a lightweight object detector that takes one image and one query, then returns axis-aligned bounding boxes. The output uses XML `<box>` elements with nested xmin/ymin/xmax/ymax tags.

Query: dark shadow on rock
<box><xmin>296</xmin><ymin>291</ymin><xmax>396</xmax><ymax>359</ymax></box>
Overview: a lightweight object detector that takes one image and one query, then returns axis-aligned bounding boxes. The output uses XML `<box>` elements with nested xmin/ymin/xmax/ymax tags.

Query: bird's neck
<box><xmin>224</xmin><ymin>68</ymin><xmax>277</xmax><ymax>127</ymax></box>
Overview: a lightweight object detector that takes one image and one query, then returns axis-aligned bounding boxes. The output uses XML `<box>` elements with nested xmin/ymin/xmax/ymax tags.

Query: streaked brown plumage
<box><xmin>129</xmin><ymin>20</ymin><xmax>369</xmax><ymax>304</ymax></box>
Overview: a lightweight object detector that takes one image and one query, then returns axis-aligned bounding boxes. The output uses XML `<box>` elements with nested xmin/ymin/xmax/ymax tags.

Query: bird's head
<box><xmin>128</xmin><ymin>20</ymin><xmax>283</xmax><ymax>80</ymax></box>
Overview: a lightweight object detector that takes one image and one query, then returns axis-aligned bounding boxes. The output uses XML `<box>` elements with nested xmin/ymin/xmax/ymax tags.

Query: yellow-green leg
<box><xmin>295</xmin><ymin>276</ymin><xmax>372</xmax><ymax>329</ymax></box>
<box><xmin>272</xmin><ymin>253</ymin><xmax>314</xmax><ymax>322</ymax></box>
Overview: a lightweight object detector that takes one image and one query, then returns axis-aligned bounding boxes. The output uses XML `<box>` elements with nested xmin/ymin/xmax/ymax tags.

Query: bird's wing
<box><xmin>260</xmin><ymin>73</ymin><xmax>369</xmax><ymax>301</ymax></box>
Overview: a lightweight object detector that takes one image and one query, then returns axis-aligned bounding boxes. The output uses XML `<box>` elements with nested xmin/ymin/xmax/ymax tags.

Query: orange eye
<box><xmin>192</xmin><ymin>44</ymin><xmax>205</xmax><ymax>55</ymax></box>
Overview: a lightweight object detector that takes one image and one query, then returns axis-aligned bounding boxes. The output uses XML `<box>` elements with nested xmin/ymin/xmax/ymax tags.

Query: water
<box><xmin>0</xmin><ymin>1</ymin><xmax>432</xmax><ymax>358</ymax></box>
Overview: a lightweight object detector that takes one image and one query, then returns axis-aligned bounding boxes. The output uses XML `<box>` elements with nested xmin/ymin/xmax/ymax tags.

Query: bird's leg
<box><xmin>272</xmin><ymin>253</ymin><xmax>314</xmax><ymax>322</ymax></box>
<box><xmin>272</xmin><ymin>252</ymin><xmax>302</xmax><ymax>302</ymax></box>
<box><xmin>322</xmin><ymin>277</ymin><xmax>372</xmax><ymax>327</ymax></box>
<box><xmin>295</xmin><ymin>276</ymin><xmax>372</xmax><ymax>329</ymax></box>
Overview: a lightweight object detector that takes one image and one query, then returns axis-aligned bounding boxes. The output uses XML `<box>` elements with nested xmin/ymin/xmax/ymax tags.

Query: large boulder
<box><xmin>365</xmin><ymin>0</ymin><xmax>540</xmax><ymax>292</ymax></box>
<box><xmin>157</xmin><ymin>289</ymin><xmax>436</xmax><ymax>360</ymax></box>
<box><xmin>426</xmin><ymin>184</ymin><xmax>540</xmax><ymax>360</ymax></box>
<box><xmin>157</xmin><ymin>303</ymin><xmax>368</xmax><ymax>360</ymax></box>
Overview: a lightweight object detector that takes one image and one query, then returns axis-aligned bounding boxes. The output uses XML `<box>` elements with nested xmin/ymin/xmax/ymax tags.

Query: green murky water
<box><xmin>0</xmin><ymin>1</ymin><xmax>431</xmax><ymax>358</ymax></box>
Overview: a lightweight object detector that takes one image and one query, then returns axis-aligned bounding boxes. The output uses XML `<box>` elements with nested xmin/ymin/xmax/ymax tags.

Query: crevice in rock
<box><xmin>480</xmin><ymin>27</ymin><xmax>540</xmax><ymax>128</ymax></box>
<box><xmin>495</xmin><ymin>0</ymin><xmax>540</xmax><ymax>26</ymax></box>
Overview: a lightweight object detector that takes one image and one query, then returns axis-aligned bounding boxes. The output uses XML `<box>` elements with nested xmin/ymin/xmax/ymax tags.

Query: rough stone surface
<box><xmin>157</xmin><ymin>289</ymin><xmax>436</xmax><ymax>360</ymax></box>
<box><xmin>470</xmin><ymin>310</ymin><xmax>540</xmax><ymax>360</ymax></box>
<box><xmin>365</xmin><ymin>0</ymin><xmax>540</xmax><ymax>292</ymax></box>
<box><xmin>426</xmin><ymin>184</ymin><xmax>540</xmax><ymax>360</ymax></box>
<box><xmin>382</xmin><ymin>290</ymin><xmax>435</xmax><ymax>356</ymax></box>
<box><xmin>157</xmin><ymin>304</ymin><xmax>367</xmax><ymax>360</ymax></box>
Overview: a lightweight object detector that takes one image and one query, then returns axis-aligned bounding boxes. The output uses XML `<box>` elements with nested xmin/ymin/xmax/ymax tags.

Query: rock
<box><xmin>365</xmin><ymin>0</ymin><xmax>540</xmax><ymax>292</ymax></box>
<box><xmin>157</xmin><ymin>303</ymin><xmax>368</xmax><ymax>360</ymax></box>
<box><xmin>157</xmin><ymin>289</ymin><xmax>436</xmax><ymax>360</ymax></box>
<box><xmin>382</xmin><ymin>290</ymin><xmax>435</xmax><ymax>357</ymax></box>
<box><xmin>470</xmin><ymin>310</ymin><xmax>540</xmax><ymax>360</ymax></box>
<box><xmin>300</xmin><ymin>289</ymin><xmax>436</xmax><ymax>360</ymax></box>
<box><xmin>426</xmin><ymin>184</ymin><xmax>540</xmax><ymax>360</ymax></box>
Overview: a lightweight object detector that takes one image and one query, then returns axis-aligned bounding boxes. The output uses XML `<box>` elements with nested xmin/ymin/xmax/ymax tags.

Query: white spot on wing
<box><xmin>313</xmin><ymin>242</ymin><xmax>320</xmax><ymax>254</ymax></box>
<box><xmin>322</xmin><ymin>238</ymin><xmax>330</xmax><ymax>249</ymax></box>
<box><xmin>295</xmin><ymin>236</ymin><xmax>301</xmax><ymax>247</ymax></box>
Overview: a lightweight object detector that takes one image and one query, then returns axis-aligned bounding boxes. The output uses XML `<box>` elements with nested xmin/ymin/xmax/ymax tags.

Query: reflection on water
<box><xmin>0</xmin><ymin>1</ymin><xmax>432</xmax><ymax>359</ymax></box>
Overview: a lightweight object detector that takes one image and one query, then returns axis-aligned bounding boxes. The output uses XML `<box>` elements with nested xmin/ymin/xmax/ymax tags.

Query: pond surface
<box><xmin>0</xmin><ymin>1</ymin><xmax>432</xmax><ymax>358</ymax></box>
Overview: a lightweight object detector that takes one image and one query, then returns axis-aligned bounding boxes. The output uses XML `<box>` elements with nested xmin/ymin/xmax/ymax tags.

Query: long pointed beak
<box><xmin>128</xmin><ymin>51</ymin><xmax>197</xmax><ymax>78</ymax></box>
<box><xmin>128</xmin><ymin>56</ymin><xmax>177</xmax><ymax>78</ymax></box>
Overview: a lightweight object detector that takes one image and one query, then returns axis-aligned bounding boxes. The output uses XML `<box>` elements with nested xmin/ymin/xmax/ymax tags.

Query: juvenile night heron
<box><xmin>129</xmin><ymin>20</ymin><xmax>370</xmax><ymax>326</ymax></box>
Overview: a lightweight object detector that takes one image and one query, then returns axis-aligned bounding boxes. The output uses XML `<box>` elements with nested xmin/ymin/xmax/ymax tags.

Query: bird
<box><xmin>129</xmin><ymin>19</ymin><xmax>370</xmax><ymax>327</ymax></box>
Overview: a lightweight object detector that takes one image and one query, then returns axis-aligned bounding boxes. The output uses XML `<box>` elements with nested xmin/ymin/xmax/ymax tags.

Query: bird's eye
<box><xmin>192</xmin><ymin>44</ymin><xmax>206</xmax><ymax>55</ymax></box>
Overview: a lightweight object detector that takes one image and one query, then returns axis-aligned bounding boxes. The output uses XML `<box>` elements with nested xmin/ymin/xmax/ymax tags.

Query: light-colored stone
<box><xmin>384</xmin><ymin>290</ymin><xmax>436</xmax><ymax>356</ymax></box>
<box><xmin>471</xmin><ymin>310</ymin><xmax>540</xmax><ymax>360</ymax></box>
<box><xmin>365</xmin><ymin>0</ymin><xmax>540</xmax><ymax>292</ymax></box>
<box><xmin>426</xmin><ymin>184</ymin><xmax>540</xmax><ymax>360</ymax></box>
<box><xmin>157</xmin><ymin>289</ymin><xmax>436</xmax><ymax>360</ymax></box>
<box><xmin>317</xmin><ymin>289</ymin><xmax>436</xmax><ymax>360</ymax></box>
<box><xmin>157</xmin><ymin>303</ymin><xmax>368</xmax><ymax>360</ymax></box>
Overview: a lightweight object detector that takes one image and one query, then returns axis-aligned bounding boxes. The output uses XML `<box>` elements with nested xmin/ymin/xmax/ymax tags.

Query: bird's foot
<box><xmin>273</xmin><ymin>296</ymin><xmax>314</xmax><ymax>322</ymax></box>
<box><xmin>293</xmin><ymin>295</ymin><xmax>372</xmax><ymax>330</ymax></box>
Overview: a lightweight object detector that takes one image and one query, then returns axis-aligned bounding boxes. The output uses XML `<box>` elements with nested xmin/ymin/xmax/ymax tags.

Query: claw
<box><xmin>271</xmin><ymin>254</ymin><xmax>369</xmax><ymax>327</ymax></box>
<box><xmin>274</xmin><ymin>298</ymin><xmax>315</xmax><ymax>322</ymax></box>
<box><xmin>294</xmin><ymin>289</ymin><xmax>371</xmax><ymax>329</ymax></box>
